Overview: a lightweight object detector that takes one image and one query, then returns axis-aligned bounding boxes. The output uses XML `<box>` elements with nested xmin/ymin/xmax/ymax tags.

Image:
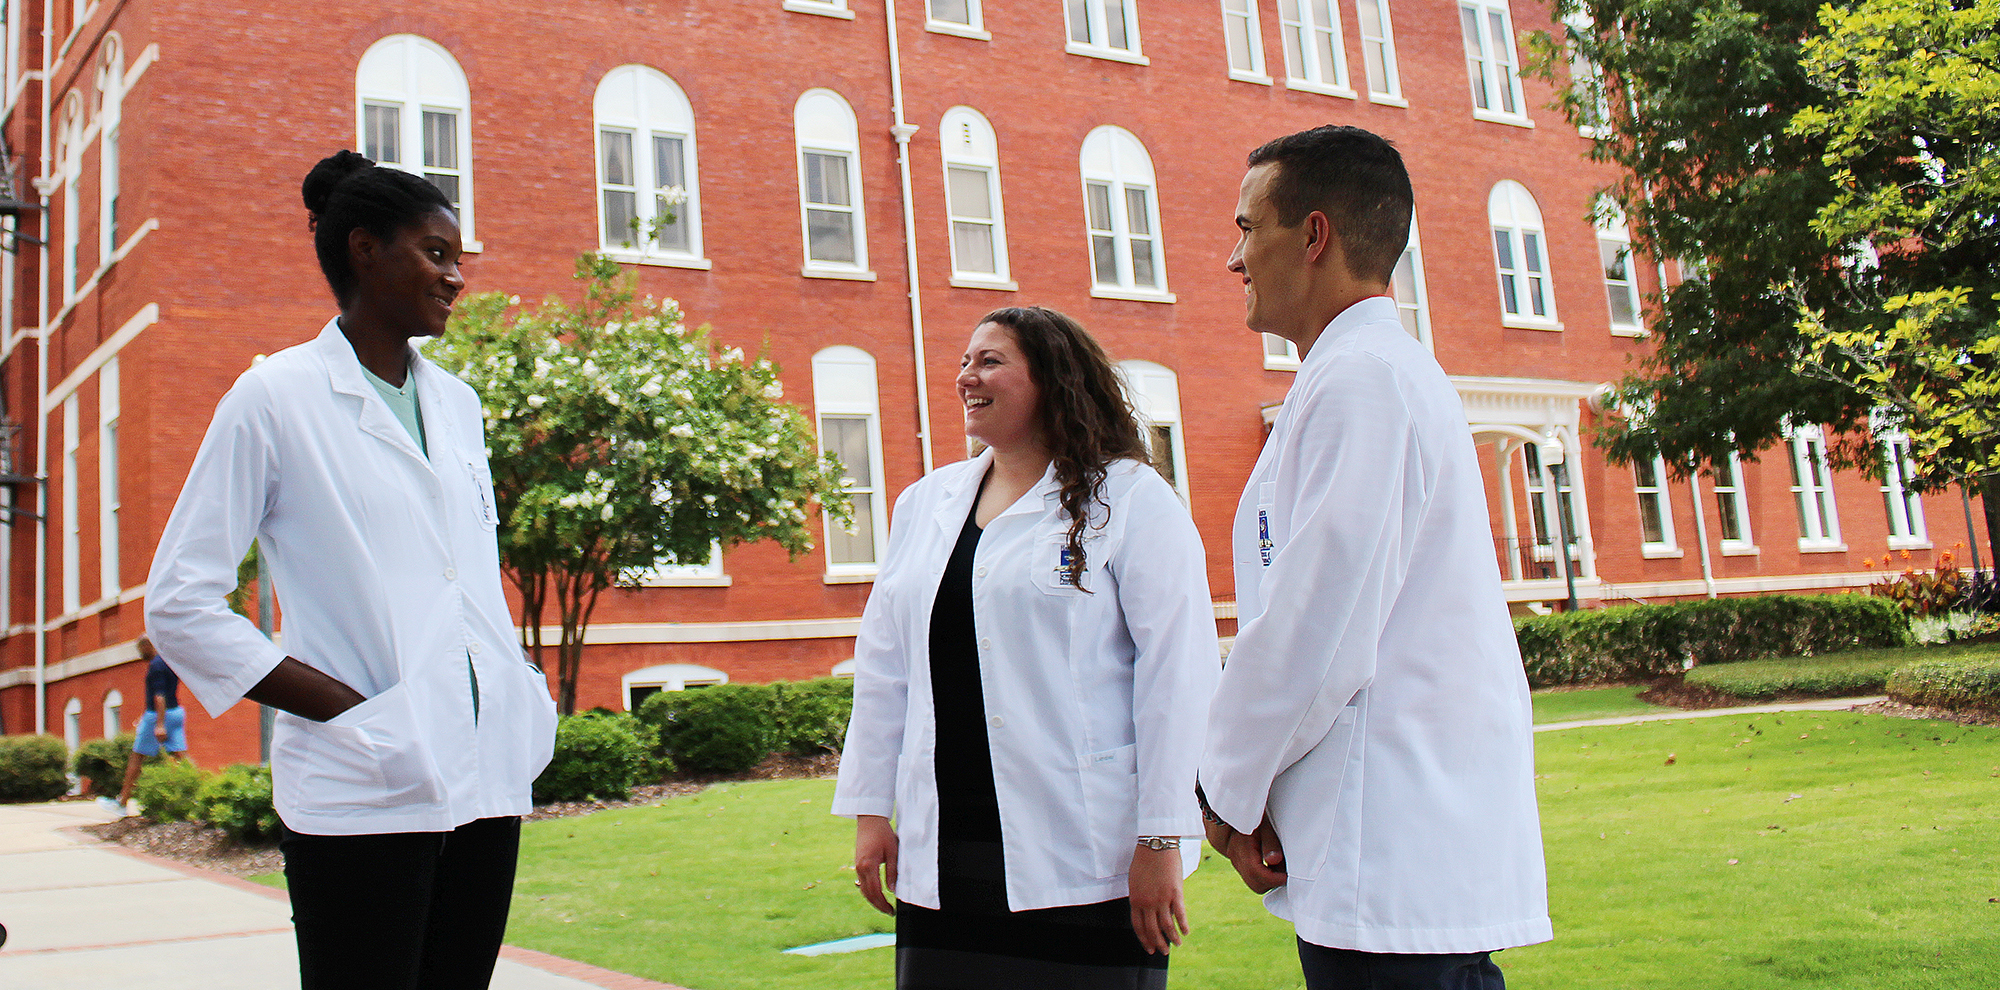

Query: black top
<box><xmin>929</xmin><ymin>504</ymin><xmax>1006</xmax><ymax>910</ymax></box>
<box><xmin>145</xmin><ymin>656</ymin><xmax>180</xmax><ymax>709</ymax></box>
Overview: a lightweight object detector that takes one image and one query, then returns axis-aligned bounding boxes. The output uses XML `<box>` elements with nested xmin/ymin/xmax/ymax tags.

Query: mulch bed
<box><xmin>77</xmin><ymin>750</ymin><xmax>842</xmax><ymax>879</ymax></box>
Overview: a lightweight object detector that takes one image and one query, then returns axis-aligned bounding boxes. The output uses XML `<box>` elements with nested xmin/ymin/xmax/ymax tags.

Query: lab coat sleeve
<box><xmin>1111</xmin><ymin>470</ymin><xmax>1221</xmax><ymax>838</ymax></box>
<box><xmin>145</xmin><ymin>374</ymin><xmax>290</xmax><ymax>719</ymax></box>
<box><xmin>1200</xmin><ymin>351</ymin><xmax>1420</xmax><ymax>833</ymax></box>
<box><xmin>831</xmin><ymin>482</ymin><xmax>925</xmax><ymax>821</ymax></box>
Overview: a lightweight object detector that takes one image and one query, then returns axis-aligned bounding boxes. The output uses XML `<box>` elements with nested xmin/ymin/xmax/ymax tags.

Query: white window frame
<box><xmin>785</xmin><ymin>0</ymin><xmax>855</xmax><ymax>19</ymax></box>
<box><xmin>634</xmin><ymin>543</ymin><xmax>728</xmax><ymax>587</ymax></box>
<box><xmin>1355</xmin><ymin>0</ymin><xmax>1404</xmax><ymax>104</ymax></box>
<box><xmin>594</xmin><ymin>65</ymin><xmax>707</xmax><ymax>269</ymax></box>
<box><xmin>620</xmin><ymin>663</ymin><xmax>728</xmax><ymax>711</ymax></box>
<box><xmin>61</xmin><ymin>393</ymin><xmax>80</xmax><ymax>616</ymax></box>
<box><xmin>98</xmin><ymin>358</ymin><xmax>118</xmax><ymax>599</ymax></box>
<box><xmin>1117</xmin><ymin>360</ymin><xmax>1192</xmax><ymax>504</ymax></box>
<box><xmin>1489</xmin><ymin>180</ymin><xmax>1558</xmax><ymax>329</ymax></box>
<box><xmin>1262</xmin><ymin>333</ymin><xmax>1301</xmax><ymax>370</ymax></box>
<box><xmin>1278</xmin><ymin>0</ymin><xmax>1353</xmax><ymax>98</ymax></box>
<box><xmin>1392</xmin><ymin>210</ymin><xmax>1431</xmax><ymax>346</ymax></box>
<box><xmin>1786</xmin><ymin>424</ymin><xmax>1844</xmax><ymax>550</ymax></box>
<box><xmin>63</xmin><ymin>696</ymin><xmax>82</xmax><ymax>753</ymax></box>
<box><xmin>814</xmin><ymin>346</ymin><xmax>889</xmax><ymax>581</ymax></box>
<box><xmin>1080</xmin><ymin>126</ymin><xmax>1171</xmax><ymax>302</ymax></box>
<box><xmin>102</xmin><ymin>688</ymin><xmax>122</xmax><ymax>738</ymax></box>
<box><xmin>1712</xmin><ymin>452</ymin><xmax>1756</xmax><ymax>555</ymax></box>
<box><xmin>940</xmin><ymin>107</ymin><xmax>1013</xmax><ymax>288</ymax></box>
<box><xmin>59</xmin><ymin>93</ymin><xmax>82</xmax><ymax>303</ymax></box>
<box><xmin>97</xmin><ymin>36</ymin><xmax>122</xmax><ymax>266</ymax></box>
<box><xmin>1221</xmin><ymin>0</ymin><xmax>1270</xmax><ymax>83</ymax></box>
<box><xmin>1065</xmin><ymin>0</ymin><xmax>1147</xmax><ymax>64</ymax></box>
<box><xmin>795</xmin><ymin>89</ymin><xmax>872</xmax><ymax>279</ymax></box>
<box><xmin>1597</xmin><ymin>199</ymin><xmax>1643</xmax><ymax>335</ymax></box>
<box><xmin>1460</xmin><ymin>0</ymin><xmax>1530</xmax><ymax>126</ymax></box>
<box><xmin>1564</xmin><ymin>11</ymin><xmax>1613</xmax><ymax>137</ymax></box>
<box><xmin>355</xmin><ymin>35</ymin><xmax>479</xmax><ymax>250</ymax></box>
<box><xmin>1881</xmin><ymin>436</ymin><xmax>1928</xmax><ymax>548</ymax></box>
<box><xmin>1633</xmin><ymin>454</ymin><xmax>1678</xmax><ymax>555</ymax></box>
<box><xmin>927</xmin><ymin>0</ymin><xmax>989</xmax><ymax>39</ymax></box>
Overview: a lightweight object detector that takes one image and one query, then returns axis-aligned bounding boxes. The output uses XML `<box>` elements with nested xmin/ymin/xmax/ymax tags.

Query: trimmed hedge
<box><xmin>534</xmin><ymin>710</ymin><xmax>667</xmax><ymax>803</ymax></box>
<box><xmin>640</xmin><ymin>683</ymin><xmax>776</xmax><ymax>774</ymax></box>
<box><xmin>0</xmin><ymin>734</ymin><xmax>71</xmax><ymax>803</ymax></box>
<box><xmin>1516</xmin><ymin>594</ymin><xmax>1909</xmax><ymax>687</ymax></box>
<box><xmin>133</xmin><ymin>759</ymin><xmax>208</xmax><ymax>822</ymax></box>
<box><xmin>1685</xmin><ymin>653</ymin><xmax>1910</xmax><ymax>700</ymax></box>
<box><xmin>1887</xmin><ymin>656</ymin><xmax>2000</xmax><ymax>714</ymax></box>
<box><xmin>199</xmin><ymin>765</ymin><xmax>279</xmax><ymax>843</ymax></box>
<box><xmin>73</xmin><ymin>734</ymin><xmax>136</xmax><ymax>795</ymax></box>
<box><xmin>771</xmin><ymin>678</ymin><xmax>854</xmax><ymax>755</ymax></box>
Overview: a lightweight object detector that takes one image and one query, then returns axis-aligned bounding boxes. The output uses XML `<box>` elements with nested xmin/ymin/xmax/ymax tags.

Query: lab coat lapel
<box><xmin>933</xmin><ymin>448</ymin><xmax>994</xmax><ymax>536</ymax></box>
<box><xmin>316</xmin><ymin>320</ymin><xmax>435</xmax><ymax>472</ymax></box>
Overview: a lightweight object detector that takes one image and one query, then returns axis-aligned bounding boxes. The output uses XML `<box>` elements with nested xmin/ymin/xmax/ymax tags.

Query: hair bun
<box><xmin>301</xmin><ymin>150</ymin><xmax>376</xmax><ymax>221</ymax></box>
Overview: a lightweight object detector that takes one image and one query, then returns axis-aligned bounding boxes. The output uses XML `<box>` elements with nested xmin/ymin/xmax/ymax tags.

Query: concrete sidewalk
<box><xmin>0</xmin><ymin>801</ymin><xmax>684</xmax><ymax>990</ymax></box>
<box><xmin>1535</xmin><ymin>695</ymin><xmax>1889</xmax><ymax>732</ymax></box>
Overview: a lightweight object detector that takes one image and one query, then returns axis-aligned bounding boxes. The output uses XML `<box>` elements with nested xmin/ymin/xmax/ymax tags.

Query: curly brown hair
<box><xmin>978</xmin><ymin>307</ymin><xmax>1152</xmax><ymax>591</ymax></box>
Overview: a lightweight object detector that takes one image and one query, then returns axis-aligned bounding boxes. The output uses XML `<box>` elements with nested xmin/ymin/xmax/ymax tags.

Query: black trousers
<box><xmin>1298</xmin><ymin>938</ymin><xmax>1505</xmax><ymax>990</ymax></box>
<box><xmin>280</xmin><ymin>816</ymin><xmax>522</xmax><ymax>990</ymax></box>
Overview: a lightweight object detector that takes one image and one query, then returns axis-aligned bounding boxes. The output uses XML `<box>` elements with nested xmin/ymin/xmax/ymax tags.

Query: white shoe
<box><xmin>94</xmin><ymin>796</ymin><xmax>128</xmax><ymax>816</ymax></box>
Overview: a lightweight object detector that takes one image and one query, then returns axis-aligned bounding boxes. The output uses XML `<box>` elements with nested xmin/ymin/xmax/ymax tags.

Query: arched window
<box><xmin>1392</xmin><ymin>210</ymin><xmax>1431</xmax><ymax>344</ymax></box>
<box><xmin>1488</xmin><ymin>181</ymin><xmax>1555</xmax><ymax>326</ymax></box>
<box><xmin>59</xmin><ymin>91</ymin><xmax>83</xmax><ymax>301</ymax></box>
<box><xmin>356</xmin><ymin>35</ymin><xmax>476</xmax><ymax>245</ymax></box>
<box><xmin>1117</xmin><ymin>360</ymin><xmax>1190</xmax><ymax>503</ymax></box>
<box><xmin>594</xmin><ymin>66</ymin><xmax>704</xmax><ymax>265</ymax></box>
<box><xmin>63</xmin><ymin>696</ymin><xmax>82</xmax><ymax>753</ymax></box>
<box><xmin>795</xmin><ymin>89</ymin><xmax>869</xmax><ymax>276</ymax></box>
<box><xmin>621</xmin><ymin>663</ymin><xmax>727</xmax><ymax>711</ymax></box>
<box><xmin>813</xmin><ymin>346</ymin><xmax>888</xmax><ymax>577</ymax></box>
<box><xmin>97</xmin><ymin>35</ymin><xmax>123</xmax><ymax>260</ymax></box>
<box><xmin>102</xmin><ymin>688</ymin><xmax>122</xmax><ymax>738</ymax></box>
<box><xmin>1079</xmin><ymin>126</ymin><xmax>1168</xmax><ymax>299</ymax></box>
<box><xmin>940</xmin><ymin>107</ymin><xmax>1010</xmax><ymax>285</ymax></box>
<box><xmin>1595</xmin><ymin>199</ymin><xmax>1641</xmax><ymax>333</ymax></box>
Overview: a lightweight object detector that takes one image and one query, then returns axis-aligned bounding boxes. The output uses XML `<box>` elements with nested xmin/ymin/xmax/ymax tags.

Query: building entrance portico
<box><xmin>1456</xmin><ymin>377</ymin><xmax>1608</xmax><ymax>606</ymax></box>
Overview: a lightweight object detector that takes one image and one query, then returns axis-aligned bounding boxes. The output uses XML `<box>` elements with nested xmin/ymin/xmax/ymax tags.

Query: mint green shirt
<box><xmin>361</xmin><ymin>361</ymin><xmax>427</xmax><ymax>457</ymax></box>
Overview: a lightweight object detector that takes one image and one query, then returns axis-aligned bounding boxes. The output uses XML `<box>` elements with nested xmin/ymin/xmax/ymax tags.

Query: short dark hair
<box><xmin>301</xmin><ymin>150</ymin><xmax>454</xmax><ymax>304</ymax></box>
<box><xmin>979</xmin><ymin>306</ymin><xmax>1150</xmax><ymax>591</ymax></box>
<box><xmin>1246</xmin><ymin>125</ymin><xmax>1413</xmax><ymax>284</ymax></box>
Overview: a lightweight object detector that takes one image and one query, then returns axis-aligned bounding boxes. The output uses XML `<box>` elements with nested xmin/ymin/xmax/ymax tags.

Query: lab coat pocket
<box><xmin>517</xmin><ymin>661</ymin><xmax>559</xmax><ymax>778</ymax></box>
<box><xmin>1037</xmin><ymin>534</ymin><xmax>1093</xmax><ymax>597</ymax></box>
<box><xmin>1264</xmin><ymin>704</ymin><xmax>1360</xmax><ymax>883</ymax></box>
<box><xmin>298</xmin><ymin>682</ymin><xmax>441</xmax><ymax>812</ymax></box>
<box><xmin>1080</xmin><ymin>743</ymin><xmax>1139</xmax><ymax>878</ymax></box>
<box><xmin>463</xmin><ymin>453</ymin><xmax>499</xmax><ymax>530</ymax></box>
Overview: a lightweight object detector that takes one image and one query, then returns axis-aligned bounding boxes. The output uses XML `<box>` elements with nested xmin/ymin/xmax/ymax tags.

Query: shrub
<box><xmin>73</xmin><ymin>734</ymin><xmax>136</xmax><ymax>796</ymax></box>
<box><xmin>199</xmin><ymin>764</ymin><xmax>279</xmax><ymax>843</ymax></box>
<box><xmin>1887</xmin><ymin>656</ymin><xmax>2000</xmax><ymax>714</ymax></box>
<box><xmin>1686</xmin><ymin>653</ymin><xmax>1910</xmax><ymax>700</ymax></box>
<box><xmin>639</xmin><ymin>683</ymin><xmax>777</xmax><ymax>774</ymax></box>
<box><xmin>534</xmin><ymin>710</ymin><xmax>667</xmax><ymax>803</ymax></box>
<box><xmin>771</xmin><ymin>677</ymin><xmax>854</xmax><ymax>755</ymax></box>
<box><xmin>133</xmin><ymin>760</ymin><xmax>209</xmax><ymax>822</ymax></box>
<box><xmin>1515</xmin><ymin>594</ymin><xmax>1909</xmax><ymax>687</ymax></box>
<box><xmin>0</xmin><ymin>735</ymin><xmax>71</xmax><ymax>803</ymax></box>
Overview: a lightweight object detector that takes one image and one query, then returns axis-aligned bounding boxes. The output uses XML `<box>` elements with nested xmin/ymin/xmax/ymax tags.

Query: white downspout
<box><xmin>1686</xmin><ymin>457</ymin><xmax>1717</xmax><ymax>598</ymax></box>
<box><xmin>30</xmin><ymin>0</ymin><xmax>52</xmax><ymax>732</ymax></box>
<box><xmin>882</xmin><ymin>0</ymin><xmax>934</xmax><ymax>474</ymax></box>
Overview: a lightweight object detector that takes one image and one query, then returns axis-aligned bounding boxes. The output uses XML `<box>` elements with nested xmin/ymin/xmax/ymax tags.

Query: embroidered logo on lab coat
<box><xmin>1053</xmin><ymin>545</ymin><xmax>1085</xmax><ymax>588</ymax></box>
<box><xmin>1257</xmin><ymin>482</ymin><xmax>1277</xmax><ymax>567</ymax></box>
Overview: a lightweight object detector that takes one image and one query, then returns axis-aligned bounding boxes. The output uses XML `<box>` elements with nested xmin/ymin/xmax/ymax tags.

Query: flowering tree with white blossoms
<box><xmin>432</xmin><ymin>254</ymin><xmax>852</xmax><ymax>713</ymax></box>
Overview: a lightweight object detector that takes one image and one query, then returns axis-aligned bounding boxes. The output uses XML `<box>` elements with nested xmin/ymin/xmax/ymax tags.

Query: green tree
<box><xmin>1788</xmin><ymin>0</ymin><xmax>2000</xmax><ymax>492</ymax></box>
<box><xmin>431</xmin><ymin>255</ymin><xmax>851</xmax><ymax>713</ymax></box>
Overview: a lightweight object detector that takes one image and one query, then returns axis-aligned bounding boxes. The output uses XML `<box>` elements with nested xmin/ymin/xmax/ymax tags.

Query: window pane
<box><xmin>808</xmin><ymin>209</ymin><xmax>856</xmax><ymax>264</ymax></box>
<box><xmin>1104</xmin><ymin>0</ymin><xmax>1128</xmax><ymax>49</ymax></box>
<box><xmin>823</xmin><ymin>416</ymin><xmax>873</xmax><ymax>489</ymax></box>
<box><xmin>1635</xmin><ymin>458</ymin><xmax>1658</xmax><ymax>488</ymax></box>
<box><xmin>603</xmin><ymin>189</ymin><xmax>638</xmax><ymax>247</ymax></box>
<box><xmin>953</xmin><ymin>221</ymin><xmax>997</xmax><ymax>274</ymax></box>
<box><xmin>601</xmin><ymin>129</ymin><xmax>634</xmax><ymax>187</ymax></box>
<box><xmin>1523</xmin><ymin>232</ymin><xmax>1543</xmax><ymax>274</ymax></box>
<box><xmin>1461</xmin><ymin>5</ymin><xmax>1488</xmax><ymax>109</ymax></box>
<box><xmin>1638</xmin><ymin>494</ymin><xmax>1664</xmax><ymax>544</ymax></box>
<box><xmin>1069</xmin><ymin>0</ymin><xmax>1092</xmax><ymax>43</ymax></box>
<box><xmin>828</xmin><ymin>490</ymin><xmax>876</xmax><ymax>565</ymax></box>
<box><xmin>422</xmin><ymin>111</ymin><xmax>458</xmax><ymax>170</ymax></box>
<box><xmin>1225</xmin><ymin>2</ymin><xmax>1255</xmax><ymax>71</ymax></box>
<box><xmin>1365</xmin><ymin>42</ymin><xmax>1389</xmax><ymax>93</ymax></box>
<box><xmin>1130</xmin><ymin>237</ymin><xmax>1157</xmax><ymax>287</ymax></box>
<box><xmin>948</xmin><ymin>166</ymin><xmax>992</xmax><ymax>220</ymax></box>
<box><xmin>1086</xmin><ymin>182</ymin><xmax>1113</xmax><ymax>231</ymax></box>
<box><xmin>1124</xmin><ymin>187</ymin><xmax>1151</xmax><ymax>236</ymax></box>
<box><xmin>1092</xmin><ymin>234</ymin><xmax>1119</xmax><ymax>284</ymax></box>
<box><xmin>1493</xmin><ymin>228</ymin><xmax>1514</xmax><ymax>269</ymax></box>
<box><xmin>1490</xmin><ymin>11</ymin><xmax>1516</xmax><ymax>113</ymax></box>
<box><xmin>1283</xmin><ymin>6</ymin><xmax>1306</xmax><ymax>79</ymax></box>
<box><xmin>931</xmin><ymin>0</ymin><xmax>971</xmax><ymax>24</ymax></box>
<box><xmin>365</xmin><ymin>103</ymin><xmax>401</xmax><ymax>164</ymax></box>
<box><xmin>1150</xmin><ymin>425</ymin><xmax>1176</xmax><ymax>488</ymax></box>
<box><xmin>1312</xmin><ymin>0</ymin><xmax>1338</xmax><ymax>84</ymax></box>
<box><xmin>426</xmin><ymin>172</ymin><xmax>459</xmax><ymax>205</ymax></box>
<box><xmin>654</xmin><ymin>135</ymin><xmax>689</xmax><ymax>252</ymax></box>
<box><xmin>806</xmin><ymin>152</ymin><xmax>850</xmax><ymax>207</ymax></box>
<box><xmin>654</xmin><ymin>135</ymin><xmax>685</xmax><ymax>190</ymax></box>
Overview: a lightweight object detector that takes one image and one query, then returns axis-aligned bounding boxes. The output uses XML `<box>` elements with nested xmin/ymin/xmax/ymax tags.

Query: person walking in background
<box><xmin>98</xmin><ymin>636</ymin><xmax>191</xmax><ymax>816</ymax></box>
<box><xmin>834</xmin><ymin>306</ymin><xmax>1220</xmax><ymax>989</ymax></box>
<box><xmin>1198</xmin><ymin>125</ymin><xmax>1551</xmax><ymax>989</ymax></box>
<box><xmin>145</xmin><ymin>150</ymin><xmax>557</xmax><ymax>990</ymax></box>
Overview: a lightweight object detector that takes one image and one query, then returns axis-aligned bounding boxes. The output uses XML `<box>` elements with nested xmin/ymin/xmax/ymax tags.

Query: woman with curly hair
<box><xmin>834</xmin><ymin>306</ymin><xmax>1220</xmax><ymax>988</ymax></box>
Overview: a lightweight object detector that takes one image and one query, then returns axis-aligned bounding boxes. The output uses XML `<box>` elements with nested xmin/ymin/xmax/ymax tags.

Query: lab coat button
<box><xmin>469</xmin><ymin>642</ymin><xmax>482</xmax><ymax>655</ymax></box>
<box><xmin>975</xmin><ymin>566</ymin><xmax>987</xmax><ymax>578</ymax></box>
<box><xmin>978</xmin><ymin>637</ymin><xmax>991</xmax><ymax>650</ymax></box>
<box><xmin>989</xmin><ymin>716</ymin><xmax>1004</xmax><ymax>728</ymax></box>
<box><xmin>444</xmin><ymin>567</ymin><xmax>457</xmax><ymax>580</ymax></box>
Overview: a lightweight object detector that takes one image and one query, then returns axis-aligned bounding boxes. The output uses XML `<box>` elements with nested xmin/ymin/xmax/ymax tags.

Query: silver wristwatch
<box><xmin>1136</xmin><ymin>835</ymin><xmax>1182</xmax><ymax>851</ymax></box>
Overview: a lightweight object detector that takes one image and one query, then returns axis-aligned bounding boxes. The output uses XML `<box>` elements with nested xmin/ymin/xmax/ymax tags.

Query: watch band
<box><xmin>1136</xmin><ymin>835</ymin><xmax>1182</xmax><ymax>851</ymax></box>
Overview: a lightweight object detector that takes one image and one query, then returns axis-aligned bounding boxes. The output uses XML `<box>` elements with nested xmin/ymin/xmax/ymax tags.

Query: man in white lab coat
<box><xmin>1198</xmin><ymin>125</ymin><xmax>1551</xmax><ymax>988</ymax></box>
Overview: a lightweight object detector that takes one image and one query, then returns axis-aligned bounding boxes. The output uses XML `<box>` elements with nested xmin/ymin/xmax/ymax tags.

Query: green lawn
<box><xmin>1687</xmin><ymin>641</ymin><xmax>2000</xmax><ymax>700</ymax></box>
<box><xmin>253</xmin><ymin>712</ymin><xmax>2000</xmax><ymax>989</ymax></box>
<box><xmin>1532</xmin><ymin>684</ymin><xmax>1674</xmax><ymax>724</ymax></box>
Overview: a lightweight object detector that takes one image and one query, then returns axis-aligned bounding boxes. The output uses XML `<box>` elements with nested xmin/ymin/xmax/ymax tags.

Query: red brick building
<box><xmin>0</xmin><ymin>0</ymin><xmax>1977</xmax><ymax>767</ymax></box>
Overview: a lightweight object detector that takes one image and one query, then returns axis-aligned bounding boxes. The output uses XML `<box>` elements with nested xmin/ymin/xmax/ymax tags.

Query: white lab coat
<box><xmin>1201</xmin><ymin>297</ymin><xmax>1551</xmax><ymax>954</ymax></box>
<box><xmin>147</xmin><ymin>317</ymin><xmax>558</xmax><ymax>836</ymax></box>
<box><xmin>832</xmin><ymin>451</ymin><xmax>1219</xmax><ymax>912</ymax></box>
